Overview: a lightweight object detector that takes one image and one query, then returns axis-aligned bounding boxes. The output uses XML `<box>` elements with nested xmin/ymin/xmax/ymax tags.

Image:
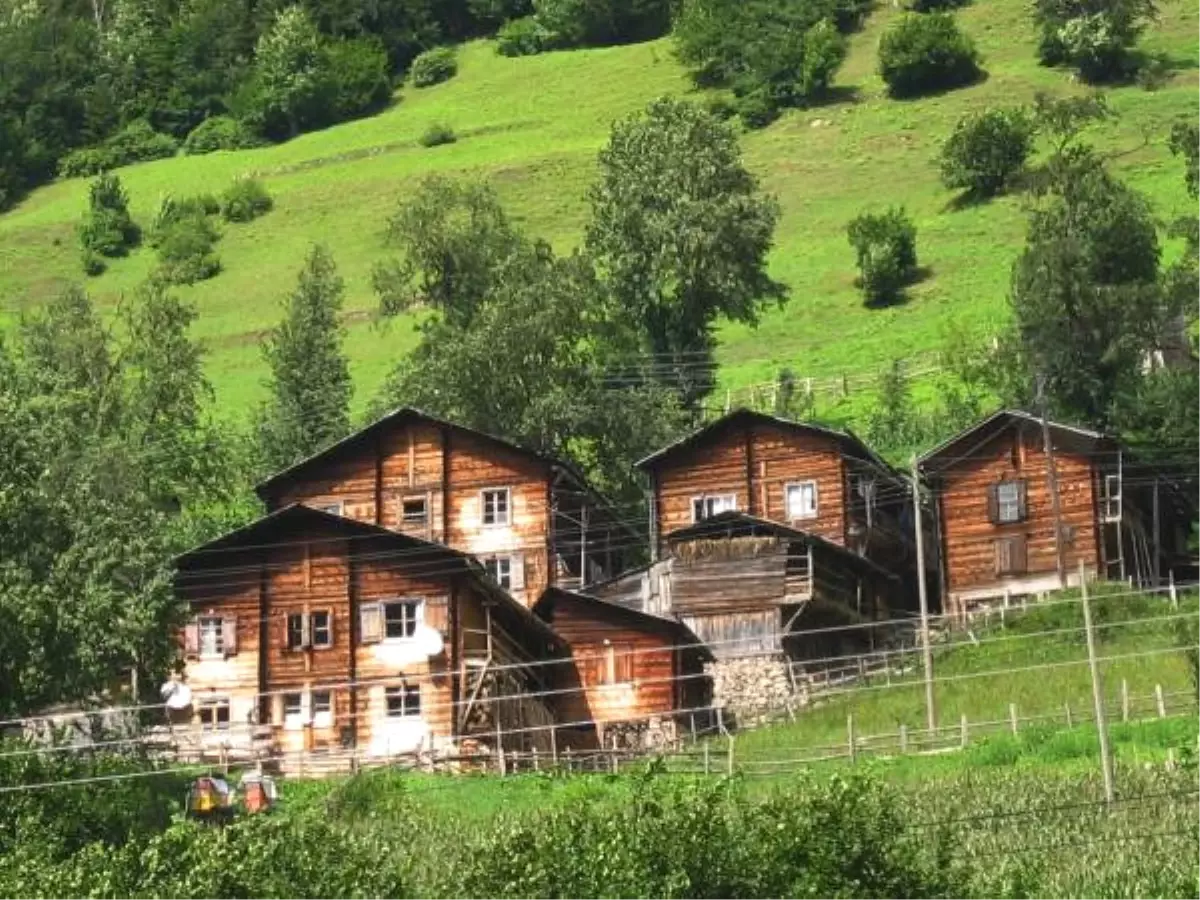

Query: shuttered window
<box><xmin>988</xmin><ymin>480</ymin><xmax>1027</xmax><ymax>524</ymax></box>
<box><xmin>199</xmin><ymin>616</ymin><xmax>223</xmax><ymax>658</ymax></box>
<box><xmin>994</xmin><ymin>535</ymin><xmax>1028</xmax><ymax>576</ymax></box>
<box><xmin>184</xmin><ymin>615</ymin><xmax>236</xmax><ymax>659</ymax></box>
<box><xmin>360</xmin><ymin>603</ymin><xmax>384</xmax><ymax>644</ymax></box>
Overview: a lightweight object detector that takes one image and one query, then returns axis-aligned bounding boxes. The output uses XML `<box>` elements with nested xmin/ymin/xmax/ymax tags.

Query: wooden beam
<box><xmin>441</xmin><ymin>425</ymin><xmax>451</xmax><ymax>544</ymax></box>
<box><xmin>744</xmin><ymin>425</ymin><xmax>756</xmax><ymax>516</ymax></box>
<box><xmin>374</xmin><ymin>433</ymin><xmax>384</xmax><ymax>526</ymax></box>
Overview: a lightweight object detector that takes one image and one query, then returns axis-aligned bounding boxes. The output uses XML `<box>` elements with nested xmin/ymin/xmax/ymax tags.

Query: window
<box><xmin>385</xmin><ymin>685</ymin><xmax>421</xmax><ymax>718</ymax></box>
<box><xmin>996</xmin><ymin>481</ymin><xmax>1022</xmax><ymax>524</ymax></box>
<box><xmin>311</xmin><ymin>690</ymin><xmax>332</xmax><ymax>728</ymax></box>
<box><xmin>199</xmin><ymin>616</ymin><xmax>223</xmax><ymax>658</ymax></box>
<box><xmin>994</xmin><ymin>535</ymin><xmax>1027</xmax><ymax>576</ymax></box>
<box><xmin>584</xmin><ymin>643</ymin><xmax>636</xmax><ymax>685</ymax></box>
<box><xmin>311</xmin><ymin>611</ymin><xmax>331</xmax><ymax>648</ymax></box>
<box><xmin>482</xmin><ymin>488</ymin><xmax>510</xmax><ymax>526</ymax></box>
<box><xmin>286</xmin><ymin>613</ymin><xmax>306</xmax><ymax>650</ymax></box>
<box><xmin>484</xmin><ymin>556</ymin><xmax>512</xmax><ymax>589</ymax></box>
<box><xmin>691</xmin><ymin>494</ymin><xmax>737</xmax><ymax>522</ymax></box>
<box><xmin>384</xmin><ymin>600</ymin><xmax>422</xmax><ymax>640</ymax></box>
<box><xmin>198</xmin><ymin>698</ymin><xmax>230</xmax><ymax>732</ymax></box>
<box><xmin>315</xmin><ymin>501</ymin><xmax>344</xmax><ymax>517</ymax></box>
<box><xmin>784</xmin><ymin>482</ymin><xmax>818</xmax><ymax>520</ymax></box>
<box><xmin>1102</xmin><ymin>473</ymin><xmax>1122</xmax><ymax>522</ymax></box>
<box><xmin>401</xmin><ymin>496</ymin><xmax>428</xmax><ymax>526</ymax></box>
<box><xmin>283</xmin><ymin>692</ymin><xmax>304</xmax><ymax>727</ymax></box>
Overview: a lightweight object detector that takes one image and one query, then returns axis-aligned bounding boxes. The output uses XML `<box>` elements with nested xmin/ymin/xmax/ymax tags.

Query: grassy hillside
<box><xmin>0</xmin><ymin>1</ymin><xmax>1196</xmax><ymax>419</ymax></box>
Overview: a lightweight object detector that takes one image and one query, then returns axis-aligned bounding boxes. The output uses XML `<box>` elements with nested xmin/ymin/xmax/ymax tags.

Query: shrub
<box><xmin>703</xmin><ymin>93</ymin><xmax>739</xmax><ymax>121</ymax></box>
<box><xmin>220</xmin><ymin>177</ymin><xmax>273</xmax><ymax>223</ymax></box>
<box><xmin>81</xmin><ymin>250</ymin><xmax>106</xmax><ymax>277</ymax></box>
<box><xmin>419</xmin><ymin>123</ymin><xmax>458</xmax><ymax>147</ymax></box>
<box><xmin>735</xmin><ymin>89</ymin><xmax>780</xmax><ymax>130</ymax></box>
<box><xmin>1033</xmin><ymin>0</ymin><xmax>1157</xmax><ymax>82</ymax></box>
<box><xmin>78</xmin><ymin>173</ymin><xmax>140</xmax><ymax>264</ymax></box>
<box><xmin>322</xmin><ymin>37</ymin><xmax>393</xmax><ymax>120</ymax></box>
<box><xmin>939</xmin><ymin>107</ymin><xmax>1035</xmax><ymax>197</ymax></box>
<box><xmin>496</xmin><ymin>15</ymin><xmax>551</xmax><ymax>56</ymax></box>
<box><xmin>149</xmin><ymin>193</ymin><xmax>220</xmax><ymax>247</ymax></box>
<box><xmin>182</xmin><ymin>116</ymin><xmax>262</xmax><ymax>155</ymax></box>
<box><xmin>878</xmin><ymin>12</ymin><xmax>983</xmax><ymax>98</ymax></box>
<box><xmin>59</xmin><ymin>119</ymin><xmax>178</xmax><ymax>177</ymax></box>
<box><xmin>847</xmin><ymin>206</ymin><xmax>917</xmax><ymax>304</ymax></box>
<box><xmin>155</xmin><ymin>212</ymin><xmax>221</xmax><ymax>285</ymax></box>
<box><xmin>907</xmin><ymin>0</ymin><xmax>969</xmax><ymax>10</ymax></box>
<box><xmin>410</xmin><ymin>46</ymin><xmax>458</xmax><ymax>87</ymax></box>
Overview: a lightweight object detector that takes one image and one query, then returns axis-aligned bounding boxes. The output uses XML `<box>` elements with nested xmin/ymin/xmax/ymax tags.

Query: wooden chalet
<box><xmin>636</xmin><ymin>408</ymin><xmax>927</xmax><ymax>608</ymax></box>
<box><xmin>173</xmin><ymin>505</ymin><xmax>565</xmax><ymax>773</ymax></box>
<box><xmin>253</xmin><ymin>407</ymin><xmax>635</xmax><ymax>607</ymax></box>
<box><xmin>533</xmin><ymin>587</ymin><xmax>711</xmax><ymax>750</ymax></box>
<box><xmin>917</xmin><ymin>409</ymin><xmax>1194</xmax><ymax>619</ymax></box>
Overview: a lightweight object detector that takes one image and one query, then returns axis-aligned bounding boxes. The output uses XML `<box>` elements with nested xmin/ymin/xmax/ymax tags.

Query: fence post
<box><xmin>727</xmin><ymin>735</ymin><xmax>735</xmax><ymax>776</ymax></box>
<box><xmin>532</xmin><ymin>747</ymin><xmax>540</xmax><ymax>772</ymax></box>
<box><xmin>495</xmin><ymin>715</ymin><xmax>506</xmax><ymax>777</ymax></box>
<box><xmin>960</xmin><ymin>714</ymin><xmax>969</xmax><ymax>749</ymax></box>
<box><xmin>565</xmin><ymin>747</ymin><xmax>573</xmax><ymax>773</ymax></box>
<box><xmin>1169</xmin><ymin>571</ymin><xmax>1178</xmax><ymax>609</ymax></box>
<box><xmin>689</xmin><ymin>713</ymin><xmax>697</xmax><ymax>743</ymax></box>
<box><xmin>847</xmin><ymin>714</ymin><xmax>856</xmax><ymax>763</ymax></box>
<box><xmin>1121</xmin><ymin>679</ymin><xmax>1130</xmax><ymax>723</ymax></box>
<box><xmin>1064</xmin><ymin>703</ymin><xmax>1073</xmax><ymax>728</ymax></box>
<box><xmin>610</xmin><ymin>751</ymin><xmax>618</xmax><ymax>775</ymax></box>
<box><xmin>703</xmin><ymin>743</ymin><xmax>710</xmax><ymax>775</ymax></box>
<box><xmin>716</xmin><ymin>706</ymin><xmax>726</xmax><ymax>736</ymax></box>
<box><xmin>550</xmin><ymin>727</ymin><xmax>558</xmax><ymax>765</ymax></box>
<box><xmin>899</xmin><ymin>723</ymin><xmax>908</xmax><ymax>754</ymax></box>
<box><xmin>1080</xmin><ymin>563</ymin><xmax>1115</xmax><ymax>806</ymax></box>
<box><xmin>1009</xmin><ymin>702</ymin><xmax>1019</xmax><ymax>735</ymax></box>
<box><xmin>1155</xmin><ymin>684</ymin><xmax>1166</xmax><ymax>718</ymax></box>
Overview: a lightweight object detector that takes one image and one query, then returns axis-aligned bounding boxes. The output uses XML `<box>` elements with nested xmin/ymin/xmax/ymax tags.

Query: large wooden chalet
<box><xmin>917</xmin><ymin>410</ymin><xmax>1194</xmax><ymax>619</ymax></box>
<box><xmin>254</xmin><ymin>407</ymin><xmax>636</xmax><ymax>606</ymax></box>
<box><xmin>173</xmin><ymin>505</ymin><xmax>565</xmax><ymax>772</ymax></box>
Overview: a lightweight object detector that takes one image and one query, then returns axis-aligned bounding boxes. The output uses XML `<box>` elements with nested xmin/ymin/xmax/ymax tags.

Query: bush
<box><xmin>703</xmin><ymin>94</ymin><xmax>739</xmax><ymax>121</ymax></box>
<box><xmin>419</xmin><ymin>123</ymin><xmax>458</xmax><ymax>147</ymax></box>
<box><xmin>496</xmin><ymin>15</ymin><xmax>552</xmax><ymax>56</ymax></box>
<box><xmin>220</xmin><ymin>177</ymin><xmax>273</xmax><ymax>223</ymax></box>
<box><xmin>735</xmin><ymin>89</ymin><xmax>781</xmax><ymax>130</ymax></box>
<box><xmin>322</xmin><ymin>37</ymin><xmax>393</xmax><ymax>120</ymax></box>
<box><xmin>410</xmin><ymin>46</ymin><xmax>458</xmax><ymax>87</ymax></box>
<box><xmin>149</xmin><ymin>193</ymin><xmax>220</xmax><ymax>247</ymax></box>
<box><xmin>154</xmin><ymin>212</ymin><xmax>221</xmax><ymax>285</ymax></box>
<box><xmin>182</xmin><ymin>116</ymin><xmax>262</xmax><ymax>156</ymax></box>
<box><xmin>939</xmin><ymin>107</ymin><xmax>1035</xmax><ymax>197</ymax></box>
<box><xmin>878</xmin><ymin>12</ymin><xmax>983</xmax><ymax>98</ymax></box>
<box><xmin>1033</xmin><ymin>0</ymin><xmax>1157</xmax><ymax>82</ymax></box>
<box><xmin>58</xmin><ymin>119</ymin><xmax>178</xmax><ymax>177</ymax></box>
<box><xmin>907</xmin><ymin>0</ymin><xmax>969</xmax><ymax>10</ymax></box>
<box><xmin>78</xmin><ymin>173</ymin><xmax>140</xmax><ymax>264</ymax></box>
<box><xmin>81</xmin><ymin>249</ymin><xmax>106</xmax><ymax>277</ymax></box>
<box><xmin>847</xmin><ymin>206</ymin><xmax>917</xmax><ymax>304</ymax></box>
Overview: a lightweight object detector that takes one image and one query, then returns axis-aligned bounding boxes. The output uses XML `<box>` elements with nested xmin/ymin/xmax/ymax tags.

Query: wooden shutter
<box><xmin>183</xmin><ymin>621</ymin><xmax>200</xmax><ymax>659</ymax></box>
<box><xmin>278</xmin><ymin>613</ymin><xmax>290</xmax><ymax>650</ymax></box>
<box><xmin>994</xmin><ymin>538</ymin><xmax>1012</xmax><ymax>575</ymax></box>
<box><xmin>1016</xmin><ymin>480</ymin><xmax>1028</xmax><ymax>521</ymax></box>
<box><xmin>1010</xmin><ymin>534</ymin><xmax>1028</xmax><ymax>573</ymax></box>
<box><xmin>222</xmin><ymin>617</ymin><xmax>238</xmax><ymax>657</ymax></box>
<box><xmin>510</xmin><ymin>554</ymin><xmax>525</xmax><ymax>591</ymax></box>
<box><xmin>615</xmin><ymin>643</ymin><xmax>635</xmax><ymax>683</ymax></box>
<box><xmin>986</xmin><ymin>484</ymin><xmax>1000</xmax><ymax>525</ymax></box>
<box><xmin>360</xmin><ymin>603</ymin><xmax>383</xmax><ymax>644</ymax></box>
<box><xmin>301</xmin><ymin>613</ymin><xmax>313</xmax><ymax>649</ymax></box>
<box><xmin>326</xmin><ymin>612</ymin><xmax>335</xmax><ymax>647</ymax></box>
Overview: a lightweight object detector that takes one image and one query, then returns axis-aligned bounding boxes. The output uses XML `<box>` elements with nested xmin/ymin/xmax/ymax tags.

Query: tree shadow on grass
<box><xmin>887</xmin><ymin>68</ymin><xmax>990</xmax><ymax>103</ymax></box>
<box><xmin>860</xmin><ymin>265</ymin><xmax>933</xmax><ymax>310</ymax></box>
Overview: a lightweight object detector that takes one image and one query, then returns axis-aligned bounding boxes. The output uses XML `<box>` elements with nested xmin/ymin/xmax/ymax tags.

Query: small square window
<box><xmin>785</xmin><ymin>482</ymin><xmax>818</xmax><ymax>520</ymax></box>
<box><xmin>199</xmin><ymin>616</ymin><xmax>223</xmax><ymax>658</ymax></box>
<box><xmin>402</xmin><ymin>497</ymin><xmax>428</xmax><ymax>525</ymax></box>
<box><xmin>485</xmin><ymin>556</ymin><xmax>512</xmax><ymax>590</ymax></box>
<box><xmin>996</xmin><ymin>481</ymin><xmax>1022</xmax><ymax>524</ymax></box>
<box><xmin>385</xmin><ymin>685</ymin><xmax>421</xmax><ymax>718</ymax></box>
<box><xmin>482</xmin><ymin>489</ymin><xmax>510</xmax><ymax>526</ymax></box>
<box><xmin>384</xmin><ymin>600</ymin><xmax>421</xmax><ymax>640</ymax></box>
<box><xmin>198</xmin><ymin>698</ymin><xmax>230</xmax><ymax>732</ymax></box>
<box><xmin>311</xmin><ymin>611</ymin><xmax>331</xmax><ymax>648</ymax></box>
<box><xmin>283</xmin><ymin>692</ymin><xmax>304</xmax><ymax>727</ymax></box>
<box><xmin>312</xmin><ymin>690</ymin><xmax>332</xmax><ymax>727</ymax></box>
<box><xmin>286</xmin><ymin>613</ymin><xmax>305</xmax><ymax>650</ymax></box>
<box><xmin>691</xmin><ymin>494</ymin><xmax>736</xmax><ymax>522</ymax></box>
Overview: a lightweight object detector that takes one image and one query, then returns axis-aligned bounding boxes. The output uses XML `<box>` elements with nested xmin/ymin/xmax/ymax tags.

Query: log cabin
<box><xmin>532</xmin><ymin>587</ymin><xmax>711</xmax><ymax>750</ymax></box>
<box><xmin>917</xmin><ymin>409</ymin><xmax>1194</xmax><ymax>620</ymax></box>
<box><xmin>172</xmin><ymin>505</ymin><xmax>566</xmax><ymax>774</ymax></box>
<box><xmin>253</xmin><ymin>407</ymin><xmax>636</xmax><ymax>607</ymax></box>
<box><xmin>635</xmin><ymin>408</ymin><xmax>927</xmax><ymax>608</ymax></box>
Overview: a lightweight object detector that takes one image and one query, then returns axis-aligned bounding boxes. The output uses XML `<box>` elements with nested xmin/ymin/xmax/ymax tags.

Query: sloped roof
<box><xmin>916</xmin><ymin>409</ymin><xmax>1112</xmax><ymax>475</ymax></box>
<box><xmin>533</xmin><ymin>587</ymin><xmax>712</xmax><ymax>659</ymax></box>
<box><xmin>636</xmin><ymin>408</ymin><xmax>896</xmax><ymax>476</ymax></box>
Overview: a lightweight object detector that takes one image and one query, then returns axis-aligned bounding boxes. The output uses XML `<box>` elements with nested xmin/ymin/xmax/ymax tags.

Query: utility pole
<box><xmin>1037</xmin><ymin>375</ymin><xmax>1068</xmax><ymax>589</ymax></box>
<box><xmin>910</xmin><ymin>455</ymin><xmax>937</xmax><ymax>732</ymax></box>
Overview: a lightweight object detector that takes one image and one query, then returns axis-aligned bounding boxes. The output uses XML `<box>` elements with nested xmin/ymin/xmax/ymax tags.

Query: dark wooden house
<box><xmin>253</xmin><ymin>407</ymin><xmax>635</xmax><ymax>606</ymax></box>
<box><xmin>533</xmin><ymin>587</ymin><xmax>710</xmax><ymax>750</ymax></box>
<box><xmin>173</xmin><ymin>505</ymin><xmax>565</xmax><ymax>773</ymax></box>
<box><xmin>917</xmin><ymin>409</ymin><xmax>1194</xmax><ymax>619</ymax></box>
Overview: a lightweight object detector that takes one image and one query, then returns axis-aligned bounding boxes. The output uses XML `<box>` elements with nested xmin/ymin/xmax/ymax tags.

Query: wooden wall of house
<box><xmin>669</xmin><ymin>537</ymin><xmax>791</xmax><ymax>614</ymax></box>
<box><xmin>681</xmin><ymin>608</ymin><xmax>782</xmax><ymax>659</ymax></box>
<box><xmin>936</xmin><ymin>427</ymin><xmax>1101</xmax><ymax>598</ymax></box>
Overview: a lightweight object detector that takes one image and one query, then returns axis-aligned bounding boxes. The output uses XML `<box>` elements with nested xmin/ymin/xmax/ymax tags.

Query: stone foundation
<box><xmin>707</xmin><ymin>656</ymin><xmax>799</xmax><ymax>728</ymax></box>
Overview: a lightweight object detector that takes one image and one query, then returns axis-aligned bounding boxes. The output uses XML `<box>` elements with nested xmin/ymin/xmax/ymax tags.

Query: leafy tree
<box><xmin>846</xmin><ymin>207</ymin><xmax>917</xmax><ymax>305</ymax></box>
<box><xmin>154</xmin><ymin>210</ymin><xmax>222</xmax><ymax>285</ymax></box>
<box><xmin>877</xmin><ymin>12</ymin><xmax>982</xmax><ymax>98</ymax></box>
<box><xmin>410</xmin><ymin>45</ymin><xmax>457</xmax><ymax>85</ymax></box>
<box><xmin>78</xmin><ymin>171</ymin><xmax>140</xmax><ymax>271</ymax></box>
<box><xmin>1033</xmin><ymin>0</ymin><xmax>1157</xmax><ymax>82</ymax></box>
<box><xmin>256</xmin><ymin>244</ymin><xmax>353</xmax><ymax>472</ymax></box>
<box><xmin>246</xmin><ymin>4</ymin><xmax>329</xmax><ymax>138</ymax></box>
<box><xmin>585</xmin><ymin>97</ymin><xmax>786</xmax><ymax>408</ymax></box>
<box><xmin>1167</xmin><ymin>119</ymin><xmax>1198</xmax><ymax>254</ymax></box>
<box><xmin>1030</xmin><ymin>90</ymin><xmax>1111</xmax><ymax>155</ymax></box>
<box><xmin>939</xmin><ymin>107</ymin><xmax>1034</xmax><ymax>198</ymax></box>
<box><xmin>220</xmin><ymin>175</ymin><xmax>274</xmax><ymax>222</ymax></box>
<box><xmin>182</xmin><ymin>115</ymin><xmax>263</xmax><ymax>155</ymax></box>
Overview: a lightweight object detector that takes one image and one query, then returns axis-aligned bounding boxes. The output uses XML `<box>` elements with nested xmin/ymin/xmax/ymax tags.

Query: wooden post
<box><xmin>550</xmin><ymin>727</ymin><xmax>558</xmax><ymax>765</ymax></box>
<box><xmin>716</xmin><ymin>706</ymin><xmax>726</xmax><ymax>736</ymax></box>
<box><xmin>1152</xmin><ymin>477</ymin><xmax>1162</xmax><ymax>588</ymax></box>
<box><xmin>1064</xmin><ymin>703</ymin><xmax>1073</xmax><ymax>728</ymax></box>
<box><xmin>532</xmin><ymin>747</ymin><xmax>540</xmax><ymax>772</ymax></box>
<box><xmin>610</xmin><ymin>751</ymin><xmax>618</xmax><ymax>775</ymax></box>
<box><xmin>847</xmin><ymin>714</ymin><xmax>856</xmax><ymax>763</ymax></box>
<box><xmin>689</xmin><ymin>713</ymin><xmax>697</xmax><ymax>743</ymax></box>
<box><xmin>703</xmin><ymin>743</ymin><xmax>710</xmax><ymax>775</ymax></box>
<box><xmin>899</xmin><ymin>723</ymin><xmax>908</xmax><ymax>754</ymax></box>
<box><xmin>960</xmin><ymin>714</ymin><xmax>969</xmax><ymax>749</ymax></box>
<box><xmin>910</xmin><ymin>457</ymin><xmax>937</xmax><ymax>733</ymax></box>
<box><xmin>1169</xmin><ymin>571</ymin><xmax>1178</xmax><ymax>609</ymax></box>
<box><xmin>1155</xmin><ymin>684</ymin><xmax>1166</xmax><ymax>718</ymax></box>
<box><xmin>726</xmin><ymin>736</ymin><xmax>735</xmax><ymax>776</ymax></box>
<box><xmin>1037</xmin><ymin>375</ymin><xmax>1068</xmax><ymax>589</ymax></box>
<box><xmin>1121</xmin><ymin>679</ymin><xmax>1130</xmax><ymax>723</ymax></box>
<box><xmin>565</xmin><ymin>747</ymin><xmax>573</xmax><ymax>773</ymax></box>
<box><xmin>495</xmin><ymin>714</ymin><xmax>506</xmax><ymax>777</ymax></box>
<box><xmin>1009</xmin><ymin>703</ymin><xmax>1019</xmax><ymax>735</ymax></box>
<box><xmin>1080</xmin><ymin>563</ymin><xmax>1115</xmax><ymax>806</ymax></box>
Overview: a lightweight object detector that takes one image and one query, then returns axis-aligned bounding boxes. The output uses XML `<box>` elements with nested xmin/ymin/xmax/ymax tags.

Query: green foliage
<box><xmin>939</xmin><ymin>107</ymin><xmax>1035</xmax><ymax>197</ymax></box>
<box><xmin>1033</xmin><ymin>0</ymin><xmax>1158</xmax><ymax>82</ymax></box>
<box><xmin>419</xmin><ymin>122</ymin><xmax>458</xmax><ymax>146</ymax></box>
<box><xmin>321</xmin><ymin>36</ymin><xmax>393</xmax><ymax>121</ymax></box>
<box><xmin>878</xmin><ymin>12</ymin><xmax>983</xmax><ymax>98</ymax></box>
<box><xmin>220</xmin><ymin>176</ymin><xmax>274</xmax><ymax>222</ymax></box>
<box><xmin>155</xmin><ymin>211</ymin><xmax>223</xmax><ymax>285</ymax></box>
<box><xmin>585</xmin><ymin>97</ymin><xmax>786</xmax><ymax>407</ymax></box>
<box><xmin>411</xmin><ymin>46</ymin><xmax>459</xmax><ymax>86</ymax></box>
<box><xmin>149</xmin><ymin>193</ymin><xmax>220</xmax><ymax>246</ymax></box>
<box><xmin>496</xmin><ymin>15</ymin><xmax>555</xmax><ymax>56</ymax></box>
<box><xmin>907</xmin><ymin>0</ymin><xmax>970</xmax><ymax>9</ymax></box>
<box><xmin>57</xmin><ymin>119</ymin><xmax>180</xmax><ymax>178</ymax></box>
<box><xmin>182</xmin><ymin>116</ymin><xmax>263</xmax><ymax>155</ymax></box>
<box><xmin>245</xmin><ymin>4</ymin><xmax>328</xmax><ymax>139</ymax></box>
<box><xmin>256</xmin><ymin>244</ymin><xmax>353</xmax><ymax>473</ymax></box>
<box><xmin>846</xmin><ymin>206</ymin><xmax>917</xmax><ymax>305</ymax></box>
<box><xmin>78</xmin><ymin>172</ymin><xmax>140</xmax><ymax>263</ymax></box>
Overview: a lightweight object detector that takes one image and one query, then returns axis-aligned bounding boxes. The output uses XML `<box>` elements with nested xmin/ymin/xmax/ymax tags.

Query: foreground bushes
<box><xmin>59</xmin><ymin>120</ymin><xmax>179</xmax><ymax>178</ymax></box>
<box><xmin>410</xmin><ymin>47</ymin><xmax>458</xmax><ymax>87</ymax></box>
<box><xmin>183</xmin><ymin>117</ymin><xmax>263</xmax><ymax>156</ymax></box>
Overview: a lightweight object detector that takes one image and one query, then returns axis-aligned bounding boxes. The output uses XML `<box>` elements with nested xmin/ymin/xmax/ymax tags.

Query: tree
<box><xmin>877</xmin><ymin>12</ymin><xmax>982</xmax><ymax>99</ymax></box>
<box><xmin>846</xmin><ymin>207</ymin><xmax>917</xmax><ymax>305</ymax></box>
<box><xmin>939</xmin><ymin>107</ymin><xmax>1034</xmax><ymax>198</ymax></box>
<box><xmin>585</xmin><ymin>97</ymin><xmax>786</xmax><ymax>408</ymax></box>
<box><xmin>78</xmin><ymin>171</ymin><xmax>140</xmax><ymax>272</ymax></box>
<box><xmin>247</xmin><ymin>4</ymin><xmax>328</xmax><ymax>138</ymax></box>
<box><xmin>256</xmin><ymin>244</ymin><xmax>353</xmax><ymax>473</ymax></box>
<box><xmin>1032</xmin><ymin>0</ymin><xmax>1157</xmax><ymax>82</ymax></box>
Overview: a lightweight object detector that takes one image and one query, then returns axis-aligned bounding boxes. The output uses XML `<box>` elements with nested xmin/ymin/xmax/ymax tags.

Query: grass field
<box><xmin>0</xmin><ymin>1</ymin><xmax>1196</xmax><ymax>421</ymax></box>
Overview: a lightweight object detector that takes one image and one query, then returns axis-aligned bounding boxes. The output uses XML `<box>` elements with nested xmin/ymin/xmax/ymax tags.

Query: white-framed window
<box><xmin>384</xmin><ymin>600</ymin><xmax>422</xmax><ymax>640</ymax></box>
<box><xmin>784</xmin><ymin>482</ymin><xmax>818</xmax><ymax>520</ymax></box>
<box><xmin>385</xmin><ymin>685</ymin><xmax>421</xmax><ymax>718</ymax></box>
<box><xmin>199</xmin><ymin>616</ymin><xmax>224</xmax><ymax>658</ymax></box>
<box><xmin>311</xmin><ymin>690</ymin><xmax>333</xmax><ymax>728</ymax></box>
<box><xmin>283</xmin><ymin>692</ymin><xmax>304</xmax><ymax>728</ymax></box>
<box><xmin>691</xmin><ymin>494</ymin><xmax>737</xmax><ymax>522</ymax></box>
<box><xmin>198</xmin><ymin>697</ymin><xmax>230</xmax><ymax>732</ymax></box>
<box><xmin>311</xmin><ymin>611</ymin><xmax>332</xmax><ymax>648</ymax></box>
<box><xmin>484</xmin><ymin>556</ymin><xmax>513</xmax><ymax>589</ymax></box>
<box><xmin>401</xmin><ymin>496</ymin><xmax>428</xmax><ymax>526</ymax></box>
<box><xmin>1102</xmin><ymin>473</ymin><xmax>1122</xmax><ymax>523</ymax></box>
<box><xmin>996</xmin><ymin>481</ymin><xmax>1022</xmax><ymax>524</ymax></box>
<box><xmin>481</xmin><ymin>488</ymin><xmax>511</xmax><ymax>526</ymax></box>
